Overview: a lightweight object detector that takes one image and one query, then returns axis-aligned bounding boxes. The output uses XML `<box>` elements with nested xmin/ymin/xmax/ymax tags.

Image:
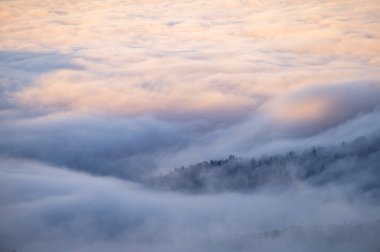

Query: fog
<box><xmin>1</xmin><ymin>0</ymin><xmax>380</xmax><ymax>251</ymax></box>
<box><xmin>1</xmin><ymin>158</ymin><xmax>380</xmax><ymax>252</ymax></box>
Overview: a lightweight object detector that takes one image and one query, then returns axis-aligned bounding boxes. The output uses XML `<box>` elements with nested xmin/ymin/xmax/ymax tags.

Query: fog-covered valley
<box><xmin>1</xmin><ymin>0</ymin><xmax>380</xmax><ymax>251</ymax></box>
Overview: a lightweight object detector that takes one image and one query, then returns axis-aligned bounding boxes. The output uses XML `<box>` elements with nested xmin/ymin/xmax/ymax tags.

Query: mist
<box><xmin>1</xmin><ymin>0</ymin><xmax>380</xmax><ymax>251</ymax></box>
<box><xmin>1</xmin><ymin>158</ymin><xmax>380</xmax><ymax>252</ymax></box>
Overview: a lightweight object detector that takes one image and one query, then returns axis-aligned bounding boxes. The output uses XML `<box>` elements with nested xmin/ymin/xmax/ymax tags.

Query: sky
<box><xmin>1</xmin><ymin>0</ymin><xmax>380</xmax><ymax>251</ymax></box>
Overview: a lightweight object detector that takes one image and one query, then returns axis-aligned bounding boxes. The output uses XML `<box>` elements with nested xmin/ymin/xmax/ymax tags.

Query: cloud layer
<box><xmin>1</xmin><ymin>0</ymin><xmax>380</xmax><ymax>251</ymax></box>
<box><xmin>1</xmin><ymin>159</ymin><xmax>380</xmax><ymax>252</ymax></box>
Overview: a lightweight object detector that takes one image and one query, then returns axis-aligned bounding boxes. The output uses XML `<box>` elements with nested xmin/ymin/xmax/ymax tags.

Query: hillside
<box><xmin>149</xmin><ymin>136</ymin><xmax>380</xmax><ymax>194</ymax></box>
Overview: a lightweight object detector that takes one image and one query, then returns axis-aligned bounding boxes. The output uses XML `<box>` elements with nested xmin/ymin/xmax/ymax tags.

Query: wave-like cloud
<box><xmin>1</xmin><ymin>0</ymin><xmax>379</xmax><ymax>183</ymax></box>
<box><xmin>2</xmin><ymin>0</ymin><xmax>380</xmax><ymax>121</ymax></box>
<box><xmin>1</xmin><ymin>0</ymin><xmax>380</xmax><ymax>251</ymax></box>
<box><xmin>1</xmin><ymin>159</ymin><xmax>380</xmax><ymax>252</ymax></box>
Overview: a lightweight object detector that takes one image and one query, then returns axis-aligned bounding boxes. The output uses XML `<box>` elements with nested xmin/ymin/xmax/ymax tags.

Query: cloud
<box><xmin>0</xmin><ymin>0</ymin><xmax>379</xmax><ymax>179</ymax></box>
<box><xmin>1</xmin><ymin>1</ymin><xmax>380</xmax><ymax>251</ymax></box>
<box><xmin>262</xmin><ymin>80</ymin><xmax>380</xmax><ymax>136</ymax></box>
<box><xmin>0</xmin><ymin>50</ymin><xmax>80</xmax><ymax>110</ymax></box>
<box><xmin>155</xmin><ymin>84</ymin><xmax>380</xmax><ymax>170</ymax></box>
<box><xmin>0</xmin><ymin>113</ymin><xmax>195</xmax><ymax>179</ymax></box>
<box><xmin>1</xmin><ymin>159</ymin><xmax>380</xmax><ymax>252</ymax></box>
<box><xmin>2</xmin><ymin>0</ymin><xmax>380</xmax><ymax>123</ymax></box>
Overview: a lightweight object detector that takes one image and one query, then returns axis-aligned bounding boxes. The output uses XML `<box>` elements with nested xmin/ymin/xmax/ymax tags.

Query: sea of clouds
<box><xmin>1</xmin><ymin>0</ymin><xmax>380</xmax><ymax>251</ymax></box>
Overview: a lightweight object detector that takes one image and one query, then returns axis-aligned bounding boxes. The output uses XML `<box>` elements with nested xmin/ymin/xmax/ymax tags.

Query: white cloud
<box><xmin>1</xmin><ymin>1</ymin><xmax>380</xmax><ymax>251</ymax></box>
<box><xmin>1</xmin><ymin>159</ymin><xmax>379</xmax><ymax>252</ymax></box>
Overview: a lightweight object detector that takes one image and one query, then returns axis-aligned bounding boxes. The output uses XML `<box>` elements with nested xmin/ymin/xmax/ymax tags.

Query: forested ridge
<box><xmin>149</xmin><ymin>136</ymin><xmax>380</xmax><ymax>194</ymax></box>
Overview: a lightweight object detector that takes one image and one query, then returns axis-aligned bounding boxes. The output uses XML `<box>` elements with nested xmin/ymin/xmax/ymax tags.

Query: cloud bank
<box><xmin>1</xmin><ymin>159</ymin><xmax>380</xmax><ymax>252</ymax></box>
<box><xmin>1</xmin><ymin>0</ymin><xmax>380</xmax><ymax>251</ymax></box>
